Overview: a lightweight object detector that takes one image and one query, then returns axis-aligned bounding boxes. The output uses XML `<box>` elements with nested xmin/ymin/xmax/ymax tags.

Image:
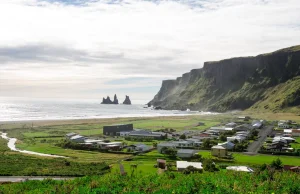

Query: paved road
<box><xmin>245</xmin><ymin>126</ymin><xmax>273</xmax><ymax>154</ymax></box>
<box><xmin>0</xmin><ymin>176</ymin><xmax>75</xmax><ymax>183</ymax></box>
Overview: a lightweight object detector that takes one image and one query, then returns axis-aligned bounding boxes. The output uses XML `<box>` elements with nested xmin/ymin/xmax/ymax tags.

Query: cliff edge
<box><xmin>149</xmin><ymin>45</ymin><xmax>300</xmax><ymax>113</ymax></box>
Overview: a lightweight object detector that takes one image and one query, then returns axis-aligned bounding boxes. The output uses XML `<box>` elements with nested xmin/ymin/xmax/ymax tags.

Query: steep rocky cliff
<box><xmin>149</xmin><ymin>45</ymin><xmax>300</xmax><ymax>113</ymax></box>
<box><xmin>123</xmin><ymin>95</ymin><xmax>132</xmax><ymax>105</ymax></box>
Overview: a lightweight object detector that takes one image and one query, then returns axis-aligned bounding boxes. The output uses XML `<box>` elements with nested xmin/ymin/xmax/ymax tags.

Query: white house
<box><xmin>218</xmin><ymin>141</ymin><xmax>235</xmax><ymax>150</ymax></box>
<box><xmin>227</xmin><ymin>135</ymin><xmax>245</xmax><ymax>143</ymax></box>
<box><xmin>274</xmin><ymin>136</ymin><xmax>295</xmax><ymax>143</ymax></box>
<box><xmin>226</xmin><ymin>166</ymin><xmax>254</xmax><ymax>173</ymax></box>
<box><xmin>176</xmin><ymin>161</ymin><xmax>202</xmax><ymax>171</ymax></box>
<box><xmin>225</xmin><ymin>122</ymin><xmax>237</xmax><ymax>127</ymax></box>
<box><xmin>70</xmin><ymin>135</ymin><xmax>85</xmax><ymax>143</ymax></box>
<box><xmin>66</xmin><ymin>132</ymin><xmax>77</xmax><ymax>139</ymax></box>
<box><xmin>177</xmin><ymin>149</ymin><xmax>197</xmax><ymax>158</ymax></box>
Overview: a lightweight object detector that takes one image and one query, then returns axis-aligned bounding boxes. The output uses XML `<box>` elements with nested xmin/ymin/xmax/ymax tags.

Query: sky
<box><xmin>0</xmin><ymin>0</ymin><xmax>300</xmax><ymax>104</ymax></box>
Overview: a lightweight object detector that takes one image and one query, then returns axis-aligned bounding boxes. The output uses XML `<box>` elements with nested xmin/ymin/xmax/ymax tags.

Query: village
<box><xmin>64</xmin><ymin>116</ymin><xmax>300</xmax><ymax>173</ymax></box>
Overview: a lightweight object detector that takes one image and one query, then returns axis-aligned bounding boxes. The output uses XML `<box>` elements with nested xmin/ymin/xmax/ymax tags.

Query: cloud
<box><xmin>0</xmin><ymin>0</ymin><xmax>300</xmax><ymax>102</ymax></box>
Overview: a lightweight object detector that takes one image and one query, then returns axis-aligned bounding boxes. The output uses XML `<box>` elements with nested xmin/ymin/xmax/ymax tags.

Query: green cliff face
<box><xmin>150</xmin><ymin>45</ymin><xmax>300</xmax><ymax>113</ymax></box>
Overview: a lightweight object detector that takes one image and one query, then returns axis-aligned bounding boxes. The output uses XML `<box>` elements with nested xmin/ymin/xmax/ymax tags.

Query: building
<box><xmin>227</xmin><ymin>135</ymin><xmax>246</xmax><ymax>143</ymax></box>
<box><xmin>103</xmin><ymin>124</ymin><xmax>133</xmax><ymax>136</ymax></box>
<box><xmin>98</xmin><ymin>142</ymin><xmax>123</xmax><ymax>149</ymax></box>
<box><xmin>210</xmin><ymin>126</ymin><xmax>233</xmax><ymax>131</ymax></box>
<box><xmin>292</xmin><ymin>129</ymin><xmax>300</xmax><ymax>137</ymax></box>
<box><xmin>218</xmin><ymin>141</ymin><xmax>235</xmax><ymax>150</ymax></box>
<box><xmin>128</xmin><ymin>130</ymin><xmax>166</xmax><ymax>140</ymax></box>
<box><xmin>252</xmin><ymin>122</ymin><xmax>263</xmax><ymax>129</ymax></box>
<box><xmin>176</xmin><ymin>161</ymin><xmax>202</xmax><ymax>171</ymax></box>
<box><xmin>133</xmin><ymin>144</ymin><xmax>151</xmax><ymax>152</ymax></box>
<box><xmin>157</xmin><ymin>142</ymin><xmax>176</xmax><ymax>153</ymax></box>
<box><xmin>177</xmin><ymin>149</ymin><xmax>198</xmax><ymax>158</ymax></box>
<box><xmin>225</xmin><ymin>122</ymin><xmax>237</xmax><ymax>127</ymax></box>
<box><xmin>70</xmin><ymin>135</ymin><xmax>86</xmax><ymax>143</ymax></box>
<box><xmin>237</xmin><ymin>116</ymin><xmax>251</xmax><ymax>121</ymax></box>
<box><xmin>278</xmin><ymin>121</ymin><xmax>289</xmax><ymax>129</ymax></box>
<box><xmin>119</xmin><ymin>131</ymin><xmax>131</xmax><ymax>137</ymax></box>
<box><xmin>226</xmin><ymin>166</ymin><xmax>254</xmax><ymax>173</ymax></box>
<box><xmin>211</xmin><ymin>145</ymin><xmax>227</xmax><ymax>157</ymax></box>
<box><xmin>66</xmin><ymin>132</ymin><xmax>77</xmax><ymax>139</ymax></box>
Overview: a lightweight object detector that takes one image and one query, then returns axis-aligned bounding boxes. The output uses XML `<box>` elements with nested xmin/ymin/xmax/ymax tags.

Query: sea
<box><xmin>0</xmin><ymin>98</ymin><xmax>217</xmax><ymax>122</ymax></box>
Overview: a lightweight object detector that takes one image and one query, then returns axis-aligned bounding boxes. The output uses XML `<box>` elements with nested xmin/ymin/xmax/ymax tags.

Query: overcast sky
<box><xmin>0</xmin><ymin>0</ymin><xmax>300</xmax><ymax>104</ymax></box>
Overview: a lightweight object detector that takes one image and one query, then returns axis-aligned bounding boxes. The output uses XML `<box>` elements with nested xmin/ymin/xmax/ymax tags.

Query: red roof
<box><xmin>292</xmin><ymin>130</ymin><xmax>300</xmax><ymax>133</ymax></box>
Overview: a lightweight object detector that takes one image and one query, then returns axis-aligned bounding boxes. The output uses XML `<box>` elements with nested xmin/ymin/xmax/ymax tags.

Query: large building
<box><xmin>103</xmin><ymin>124</ymin><xmax>133</xmax><ymax>136</ymax></box>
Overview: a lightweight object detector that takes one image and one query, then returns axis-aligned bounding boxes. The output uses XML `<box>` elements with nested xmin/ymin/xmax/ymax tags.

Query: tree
<box><xmin>219</xmin><ymin>134</ymin><xmax>227</xmax><ymax>142</ymax></box>
<box><xmin>203</xmin><ymin>158</ymin><xmax>219</xmax><ymax>172</ymax></box>
<box><xmin>270</xmin><ymin>158</ymin><xmax>283</xmax><ymax>170</ymax></box>
<box><xmin>153</xmin><ymin>142</ymin><xmax>158</xmax><ymax>148</ymax></box>
<box><xmin>179</xmin><ymin>134</ymin><xmax>186</xmax><ymax>140</ymax></box>
<box><xmin>202</xmin><ymin>139</ymin><xmax>211</xmax><ymax>149</ymax></box>
<box><xmin>183</xmin><ymin>166</ymin><xmax>203</xmax><ymax>174</ymax></box>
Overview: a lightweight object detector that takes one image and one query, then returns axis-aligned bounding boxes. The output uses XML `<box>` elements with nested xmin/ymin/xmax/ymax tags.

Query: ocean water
<box><xmin>0</xmin><ymin>98</ymin><xmax>216</xmax><ymax>122</ymax></box>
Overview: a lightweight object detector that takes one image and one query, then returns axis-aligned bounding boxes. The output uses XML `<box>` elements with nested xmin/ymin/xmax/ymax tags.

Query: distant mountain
<box><xmin>149</xmin><ymin>45</ymin><xmax>300</xmax><ymax>113</ymax></box>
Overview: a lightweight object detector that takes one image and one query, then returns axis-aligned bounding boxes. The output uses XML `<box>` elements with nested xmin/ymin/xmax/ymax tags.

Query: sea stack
<box><xmin>123</xmin><ymin>95</ymin><xmax>131</xmax><ymax>105</ymax></box>
<box><xmin>113</xmin><ymin>94</ymin><xmax>119</xmax><ymax>104</ymax></box>
<box><xmin>101</xmin><ymin>96</ymin><xmax>113</xmax><ymax>104</ymax></box>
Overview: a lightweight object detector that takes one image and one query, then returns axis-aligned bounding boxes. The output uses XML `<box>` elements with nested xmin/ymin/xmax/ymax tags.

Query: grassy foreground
<box><xmin>1</xmin><ymin>171</ymin><xmax>300</xmax><ymax>194</ymax></box>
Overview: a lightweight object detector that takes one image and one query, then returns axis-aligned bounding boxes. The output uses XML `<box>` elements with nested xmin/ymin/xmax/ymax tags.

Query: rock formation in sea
<box><xmin>113</xmin><ymin>94</ymin><xmax>119</xmax><ymax>104</ymax></box>
<box><xmin>101</xmin><ymin>96</ymin><xmax>113</xmax><ymax>104</ymax></box>
<box><xmin>123</xmin><ymin>95</ymin><xmax>132</xmax><ymax>105</ymax></box>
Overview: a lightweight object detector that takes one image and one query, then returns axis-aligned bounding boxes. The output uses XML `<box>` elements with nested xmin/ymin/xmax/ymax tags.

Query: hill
<box><xmin>149</xmin><ymin>45</ymin><xmax>300</xmax><ymax>113</ymax></box>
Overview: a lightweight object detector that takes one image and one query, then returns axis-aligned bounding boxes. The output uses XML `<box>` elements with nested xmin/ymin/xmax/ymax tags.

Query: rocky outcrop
<box><xmin>149</xmin><ymin>45</ymin><xmax>300</xmax><ymax>113</ymax></box>
<box><xmin>113</xmin><ymin>94</ymin><xmax>119</xmax><ymax>104</ymax></box>
<box><xmin>123</xmin><ymin>95</ymin><xmax>132</xmax><ymax>105</ymax></box>
<box><xmin>101</xmin><ymin>94</ymin><xmax>119</xmax><ymax>104</ymax></box>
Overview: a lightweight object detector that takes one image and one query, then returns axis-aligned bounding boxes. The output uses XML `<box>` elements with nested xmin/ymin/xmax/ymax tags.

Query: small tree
<box><xmin>219</xmin><ymin>134</ymin><xmax>227</xmax><ymax>142</ymax></box>
<box><xmin>270</xmin><ymin>158</ymin><xmax>283</xmax><ymax>170</ymax></box>
<box><xmin>183</xmin><ymin>166</ymin><xmax>203</xmax><ymax>174</ymax></box>
<box><xmin>179</xmin><ymin>134</ymin><xmax>186</xmax><ymax>140</ymax></box>
<box><xmin>203</xmin><ymin>158</ymin><xmax>219</xmax><ymax>172</ymax></box>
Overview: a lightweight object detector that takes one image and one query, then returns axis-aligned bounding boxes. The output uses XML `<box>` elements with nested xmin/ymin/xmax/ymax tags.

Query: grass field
<box><xmin>198</xmin><ymin>150</ymin><xmax>300</xmax><ymax>166</ymax></box>
<box><xmin>291</xmin><ymin>137</ymin><xmax>300</xmax><ymax>149</ymax></box>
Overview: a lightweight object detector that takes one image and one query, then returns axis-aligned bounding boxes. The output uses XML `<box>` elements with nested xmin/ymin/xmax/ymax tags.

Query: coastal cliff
<box><xmin>149</xmin><ymin>45</ymin><xmax>300</xmax><ymax>113</ymax></box>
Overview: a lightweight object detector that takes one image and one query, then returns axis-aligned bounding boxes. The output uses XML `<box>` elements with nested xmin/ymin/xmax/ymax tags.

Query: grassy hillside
<box><xmin>150</xmin><ymin>45</ymin><xmax>300</xmax><ymax>113</ymax></box>
<box><xmin>1</xmin><ymin>171</ymin><xmax>300</xmax><ymax>194</ymax></box>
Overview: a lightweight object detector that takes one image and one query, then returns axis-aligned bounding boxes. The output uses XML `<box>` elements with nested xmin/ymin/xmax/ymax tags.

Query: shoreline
<box><xmin>0</xmin><ymin>112</ymin><xmax>220</xmax><ymax>126</ymax></box>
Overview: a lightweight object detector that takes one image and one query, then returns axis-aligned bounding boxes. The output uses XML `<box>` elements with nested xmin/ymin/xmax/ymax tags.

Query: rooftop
<box><xmin>177</xmin><ymin>149</ymin><xmax>197</xmax><ymax>154</ymax></box>
<box><xmin>176</xmin><ymin>161</ymin><xmax>202</xmax><ymax>169</ymax></box>
<box><xmin>226</xmin><ymin>166</ymin><xmax>254</xmax><ymax>172</ymax></box>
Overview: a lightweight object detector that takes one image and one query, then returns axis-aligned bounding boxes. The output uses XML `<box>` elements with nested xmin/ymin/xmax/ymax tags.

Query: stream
<box><xmin>0</xmin><ymin>132</ymin><xmax>66</xmax><ymax>158</ymax></box>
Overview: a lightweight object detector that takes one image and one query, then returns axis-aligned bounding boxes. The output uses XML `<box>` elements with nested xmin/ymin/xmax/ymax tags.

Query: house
<box><xmin>211</xmin><ymin>145</ymin><xmax>227</xmax><ymax>157</ymax></box>
<box><xmin>284</xmin><ymin>129</ymin><xmax>292</xmax><ymax>134</ymax></box>
<box><xmin>103</xmin><ymin>124</ymin><xmax>133</xmax><ymax>136</ymax></box>
<box><xmin>66</xmin><ymin>132</ymin><xmax>77</xmax><ymax>139</ymax></box>
<box><xmin>226</xmin><ymin>166</ymin><xmax>254</xmax><ymax>173</ymax></box>
<box><xmin>84</xmin><ymin>139</ymin><xmax>104</xmax><ymax>144</ymax></box>
<box><xmin>227</xmin><ymin>135</ymin><xmax>246</xmax><ymax>143</ymax></box>
<box><xmin>174</xmin><ymin>141</ymin><xmax>194</xmax><ymax>148</ymax></box>
<box><xmin>273</xmin><ymin>136</ymin><xmax>295</xmax><ymax>143</ymax></box>
<box><xmin>235</xmin><ymin>124</ymin><xmax>253</xmax><ymax>131</ymax></box>
<box><xmin>225</xmin><ymin>122</ymin><xmax>237</xmax><ymax>127</ymax></box>
<box><xmin>292</xmin><ymin>129</ymin><xmax>300</xmax><ymax>137</ymax></box>
<box><xmin>70</xmin><ymin>135</ymin><xmax>85</xmax><ymax>143</ymax></box>
<box><xmin>210</xmin><ymin>126</ymin><xmax>232</xmax><ymax>132</ymax></box>
<box><xmin>98</xmin><ymin>142</ymin><xmax>123</xmax><ymax>149</ymax></box>
<box><xmin>278</xmin><ymin>121</ymin><xmax>289</xmax><ymax>129</ymax></box>
<box><xmin>176</xmin><ymin>161</ymin><xmax>202</xmax><ymax>171</ymax></box>
<box><xmin>128</xmin><ymin>130</ymin><xmax>166</xmax><ymax>140</ymax></box>
<box><xmin>157</xmin><ymin>142</ymin><xmax>176</xmax><ymax>153</ymax></box>
<box><xmin>252</xmin><ymin>122</ymin><xmax>263</xmax><ymax>129</ymax></box>
<box><xmin>177</xmin><ymin>149</ymin><xmax>198</xmax><ymax>158</ymax></box>
<box><xmin>218</xmin><ymin>141</ymin><xmax>235</xmax><ymax>150</ymax></box>
<box><xmin>237</xmin><ymin>116</ymin><xmax>251</xmax><ymax>121</ymax></box>
<box><xmin>186</xmin><ymin>138</ymin><xmax>203</xmax><ymax>147</ymax></box>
